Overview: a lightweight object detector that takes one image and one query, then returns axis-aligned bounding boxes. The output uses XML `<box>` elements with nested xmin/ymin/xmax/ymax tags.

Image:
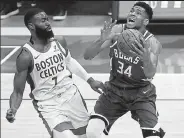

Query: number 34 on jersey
<box><xmin>110</xmin><ymin>58</ymin><xmax>133</xmax><ymax>77</ymax></box>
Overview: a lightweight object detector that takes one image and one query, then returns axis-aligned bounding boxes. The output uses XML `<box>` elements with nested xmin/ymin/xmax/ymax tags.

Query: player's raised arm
<box><xmin>84</xmin><ymin>19</ymin><xmax>120</xmax><ymax>60</ymax></box>
<box><xmin>6</xmin><ymin>49</ymin><xmax>31</xmax><ymax>123</ymax></box>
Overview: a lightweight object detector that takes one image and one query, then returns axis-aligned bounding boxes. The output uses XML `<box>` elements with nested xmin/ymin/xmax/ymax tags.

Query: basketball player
<box><xmin>5</xmin><ymin>8</ymin><xmax>105</xmax><ymax>138</ymax></box>
<box><xmin>84</xmin><ymin>2</ymin><xmax>165</xmax><ymax>138</ymax></box>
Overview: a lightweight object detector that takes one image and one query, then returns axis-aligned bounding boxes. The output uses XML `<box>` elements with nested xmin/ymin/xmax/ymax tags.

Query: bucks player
<box><xmin>84</xmin><ymin>2</ymin><xmax>165</xmax><ymax>138</ymax></box>
<box><xmin>6</xmin><ymin>8</ymin><xmax>105</xmax><ymax>138</ymax></box>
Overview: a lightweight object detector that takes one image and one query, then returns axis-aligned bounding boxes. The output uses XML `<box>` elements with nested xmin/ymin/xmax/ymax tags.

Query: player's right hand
<box><xmin>100</xmin><ymin>18</ymin><xmax>118</xmax><ymax>41</ymax></box>
<box><xmin>87</xmin><ymin>77</ymin><xmax>106</xmax><ymax>94</ymax></box>
<box><xmin>6</xmin><ymin>109</ymin><xmax>16</xmax><ymax>123</ymax></box>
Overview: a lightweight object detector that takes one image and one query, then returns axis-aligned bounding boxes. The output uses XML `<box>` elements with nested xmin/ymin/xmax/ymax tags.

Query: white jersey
<box><xmin>23</xmin><ymin>39</ymin><xmax>74</xmax><ymax>101</ymax></box>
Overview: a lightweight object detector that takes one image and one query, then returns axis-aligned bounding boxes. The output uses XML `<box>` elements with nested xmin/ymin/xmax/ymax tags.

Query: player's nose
<box><xmin>45</xmin><ymin>20</ymin><xmax>51</xmax><ymax>26</ymax></box>
<box><xmin>130</xmin><ymin>11</ymin><xmax>136</xmax><ymax>16</ymax></box>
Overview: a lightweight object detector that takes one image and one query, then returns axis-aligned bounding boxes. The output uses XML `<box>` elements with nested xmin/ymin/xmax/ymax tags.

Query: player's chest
<box><xmin>110</xmin><ymin>46</ymin><xmax>142</xmax><ymax>66</ymax></box>
<box><xmin>33</xmin><ymin>47</ymin><xmax>66</xmax><ymax>70</ymax></box>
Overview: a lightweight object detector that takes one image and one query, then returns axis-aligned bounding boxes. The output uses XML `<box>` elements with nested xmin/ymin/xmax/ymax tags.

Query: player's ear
<box><xmin>27</xmin><ymin>23</ymin><xmax>35</xmax><ymax>30</ymax></box>
<box><xmin>143</xmin><ymin>18</ymin><xmax>149</xmax><ymax>26</ymax></box>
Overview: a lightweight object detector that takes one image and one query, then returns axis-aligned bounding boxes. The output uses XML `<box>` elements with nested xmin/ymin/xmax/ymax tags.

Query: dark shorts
<box><xmin>90</xmin><ymin>82</ymin><xmax>158</xmax><ymax>135</ymax></box>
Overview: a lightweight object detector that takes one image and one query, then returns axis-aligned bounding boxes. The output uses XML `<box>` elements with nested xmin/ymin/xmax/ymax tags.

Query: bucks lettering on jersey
<box><xmin>24</xmin><ymin>39</ymin><xmax>73</xmax><ymax>100</ymax></box>
<box><xmin>109</xmin><ymin>24</ymin><xmax>153</xmax><ymax>88</ymax></box>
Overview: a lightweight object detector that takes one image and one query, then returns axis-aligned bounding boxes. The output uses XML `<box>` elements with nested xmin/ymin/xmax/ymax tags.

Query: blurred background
<box><xmin>1</xmin><ymin>1</ymin><xmax>184</xmax><ymax>138</ymax></box>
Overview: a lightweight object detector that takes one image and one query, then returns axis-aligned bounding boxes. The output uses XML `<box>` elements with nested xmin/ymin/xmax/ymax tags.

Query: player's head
<box><xmin>24</xmin><ymin>8</ymin><xmax>54</xmax><ymax>39</ymax></box>
<box><xmin>126</xmin><ymin>2</ymin><xmax>153</xmax><ymax>29</ymax></box>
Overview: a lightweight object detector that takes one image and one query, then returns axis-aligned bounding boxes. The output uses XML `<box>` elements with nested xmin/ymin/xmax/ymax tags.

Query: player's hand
<box><xmin>130</xmin><ymin>37</ymin><xmax>150</xmax><ymax>61</ymax></box>
<box><xmin>6</xmin><ymin>109</ymin><xmax>16</xmax><ymax>123</ymax></box>
<box><xmin>111</xmin><ymin>24</ymin><xmax>123</xmax><ymax>34</ymax></box>
<box><xmin>100</xmin><ymin>18</ymin><xmax>118</xmax><ymax>41</ymax></box>
<box><xmin>87</xmin><ymin>77</ymin><xmax>105</xmax><ymax>94</ymax></box>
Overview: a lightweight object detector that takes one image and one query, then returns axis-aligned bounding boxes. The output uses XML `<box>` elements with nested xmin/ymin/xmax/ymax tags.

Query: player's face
<box><xmin>126</xmin><ymin>6</ymin><xmax>148</xmax><ymax>29</ymax></box>
<box><xmin>33</xmin><ymin>12</ymin><xmax>54</xmax><ymax>39</ymax></box>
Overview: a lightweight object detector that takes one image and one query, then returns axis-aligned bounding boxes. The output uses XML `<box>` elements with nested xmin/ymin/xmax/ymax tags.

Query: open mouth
<box><xmin>127</xmin><ymin>18</ymin><xmax>136</xmax><ymax>24</ymax></box>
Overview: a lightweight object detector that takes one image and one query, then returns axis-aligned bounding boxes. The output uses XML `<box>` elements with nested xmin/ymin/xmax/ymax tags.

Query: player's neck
<box><xmin>138</xmin><ymin>27</ymin><xmax>147</xmax><ymax>35</ymax></box>
<box><xmin>30</xmin><ymin>36</ymin><xmax>51</xmax><ymax>52</ymax></box>
<box><xmin>31</xmin><ymin>35</ymin><xmax>50</xmax><ymax>45</ymax></box>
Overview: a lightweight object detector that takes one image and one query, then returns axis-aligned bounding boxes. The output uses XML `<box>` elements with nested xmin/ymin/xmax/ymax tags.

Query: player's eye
<box><xmin>136</xmin><ymin>11</ymin><xmax>142</xmax><ymax>15</ymax></box>
<box><xmin>42</xmin><ymin>18</ymin><xmax>46</xmax><ymax>22</ymax></box>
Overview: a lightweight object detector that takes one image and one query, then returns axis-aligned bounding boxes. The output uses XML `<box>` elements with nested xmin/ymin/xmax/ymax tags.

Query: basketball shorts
<box><xmin>90</xmin><ymin>82</ymin><xmax>159</xmax><ymax>135</ymax></box>
<box><xmin>33</xmin><ymin>84</ymin><xmax>89</xmax><ymax>135</ymax></box>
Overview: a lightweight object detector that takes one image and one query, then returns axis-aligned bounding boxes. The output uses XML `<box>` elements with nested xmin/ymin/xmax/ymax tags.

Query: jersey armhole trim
<box><xmin>55</xmin><ymin>40</ymin><xmax>68</xmax><ymax>57</ymax></box>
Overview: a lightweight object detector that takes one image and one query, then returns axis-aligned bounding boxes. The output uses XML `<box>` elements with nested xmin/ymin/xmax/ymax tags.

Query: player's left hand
<box><xmin>6</xmin><ymin>109</ymin><xmax>16</xmax><ymax>123</ymax></box>
<box><xmin>130</xmin><ymin>37</ymin><xmax>150</xmax><ymax>61</ymax></box>
<box><xmin>87</xmin><ymin>77</ymin><xmax>105</xmax><ymax>94</ymax></box>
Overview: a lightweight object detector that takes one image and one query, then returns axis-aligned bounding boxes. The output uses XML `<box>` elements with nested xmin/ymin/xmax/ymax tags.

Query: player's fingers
<box><xmin>132</xmin><ymin>43</ymin><xmax>143</xmax><ymax>55</ymax></box>
<box><xmin>101</xmin><ymin>29</ymin><xmax>107</xmax><ymax>35</ymax></box>
<box><xmin>6</xmin><ymin>114</ymin><xmax>13</xmax><ymax>118</ymax></box>
<box><xmin>109</xmin><ymin>20</ymin><xmax>117</xmax><ymax>29</ymax></box>
<box><xmin>105</xmin><ymin>21</ymin><xmax>110</xmax><ymax>30</ymax></box>
<box><xmin>96</xmin><ymin>89</ymin><xmax>103</xmax><ymax>94</ymax></box>
<box><xmin>107</xmin><ymin>19</ymin><xmax>114</xmax><ymax>28</ymax></box>
<box><xmin>8</xmin><ymin>118</ymin><xmax>15</xmax><ymax>123</ymax></box>
<box><xmin>134</xmin><ymin>40</ymin><xmax>144</xmax><ymax>51</ymax></box>
<box><xmin>92</xmin><ymin>87</ymin><xmax>102</xmax><ymax>94</ymax></box>
<box><xmin>112</xmin><ymin>20</ymin><xmax>117</xmax><ymax>26</ymax></box>
<box><xmin>107</xmin><ymin>22</ymin><xmax>112</xmax><ymax>29</ymax></box>
<box><xmin>9</xmin><ymin>120</ymin><xmax>15</xmax><ymax>123</ymax></box>
<box><xmin>6</xmin><ymin>115</ymin><xmax>15</xmax><ymax>123</ymax></box>
<box><xmin>99</xmin><ymin>83</ymin><xmax>106</xmax><ymax>91</ymax></box>
<box><xmin>110</xmin><ymin>17</ymin><xmax>113</xmax><ymax>23</ymax></box>
<box><xmin>140</xmin><ymin>37</ymin><xmax>147</xmax><ymax>48</ymax></box>
<box><xmin>140</xmin><ymin>37</ymin><xmax>146</xmax><ymax>44</ymax></box>
<box><xmin>129</xmin><ymin>50</ymin><xmax>139</xmax><ymax>57</ymax></box>
<box><xmin>103</xmin><ymin>21</ymin><xmax>107</xmax><ymax>30</ymax></box>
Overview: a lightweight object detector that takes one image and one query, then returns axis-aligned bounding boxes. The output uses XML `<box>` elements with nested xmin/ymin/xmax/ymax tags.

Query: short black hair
<box><xmin>133</xmin><ymin>2</ymin><xmax>153</xmax><ymax>20</ymax></box>
<box><xmin>24</xmin><ymin>8</ymin><xmax>44</xmax><ymax>27</ymax></box>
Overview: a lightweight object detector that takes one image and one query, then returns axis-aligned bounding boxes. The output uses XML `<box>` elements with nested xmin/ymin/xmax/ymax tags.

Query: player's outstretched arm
<box><xmin>58</xmin><ymin>37</ymin><xmax>105</xmax><ymax>94</ymax></box>
<box><xmin>66</xmin><ymin>52</ymin><xmax>105</xmax><ymax>94</ymax></box>
<box><xmin>84</xmin><ymin>19</ymin><xmax>119</xmax><ymax>60</ymax></box>
<box><xmin>6</xmin><ymin>49</ymin><xmax>31</xmax><ymax>123</ymax></box>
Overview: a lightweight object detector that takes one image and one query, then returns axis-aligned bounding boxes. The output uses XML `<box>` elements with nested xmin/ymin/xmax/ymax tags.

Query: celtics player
<box><xmin>84</xmin><ymin>2</ymin><xmax>165</xmax><ymax>138</ymax></box>
<box><xmin>6</xmin><ymin>8</ymin><xmax>105</xmax><ymax>138</ymax></box>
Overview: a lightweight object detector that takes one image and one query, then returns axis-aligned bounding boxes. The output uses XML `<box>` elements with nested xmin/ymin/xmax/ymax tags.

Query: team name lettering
<box><xmin>114</xmin><ymin>49</ymin><xmax>140</xmax><ymax>64</ymax></box>
<box><xmin>35</xmin><ymin>53</ymin><xmax>65</xmax><ymax>78</ymax></box>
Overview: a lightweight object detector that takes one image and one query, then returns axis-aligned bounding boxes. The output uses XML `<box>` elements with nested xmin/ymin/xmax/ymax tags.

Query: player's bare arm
<box><xmin>84</xmin><ymin>19</ymin><xmax>119</xmax><ymax>60</ymax></box>
<box><xmin>6</xmin><ymin>49</ymin><xmax>32</xmax><ymax>123</ymax></box>
<box><xmin>59</xmin><ymin>37</ymin><xmax>105</xmax><ymax>94</ymax></box>
<box><xmin>132</xmin><ymin>36</ymin><xmax>162</xmax><ymax>78</ymax></box>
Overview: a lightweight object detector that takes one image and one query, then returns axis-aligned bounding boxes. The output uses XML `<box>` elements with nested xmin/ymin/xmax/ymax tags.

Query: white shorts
<box><xmin>33</xmin><ymin>84</ymin><xmax>89</xmax><ymax>134</ymax></box>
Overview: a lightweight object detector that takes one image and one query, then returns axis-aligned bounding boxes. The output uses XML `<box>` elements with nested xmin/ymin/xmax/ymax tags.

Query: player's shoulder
<box><xmin>147</xmin><ymin>35</ymin><xmax>162</xmax><ymax>54</ymax></box>
<box><xmin>53</xmin><ymin>37</ymin><xmax>69</xmax><ymax>57</ymax></box>
<box><xmin>15</xmin><ymin>45</ymin><xmax>33</xmax><ymax>72</ymax></box>
<box><xmin>54</xmin><ymin>36</ymin><xmax>67</xmax><ymax>49</ymax></box>
<box><xmin>17</xmin><ymin>44</ymin><xmax>32</xmax><ymax>65</ymax></box>
<box><xmin>147</xmin><ymin>35</ymin><xmax>161</xmax><ymax>47</ymax></box>
<box><xmin>143</xmin><ymin>30</ymin><xmax>154</xmax><ymax>41</ymax></box>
